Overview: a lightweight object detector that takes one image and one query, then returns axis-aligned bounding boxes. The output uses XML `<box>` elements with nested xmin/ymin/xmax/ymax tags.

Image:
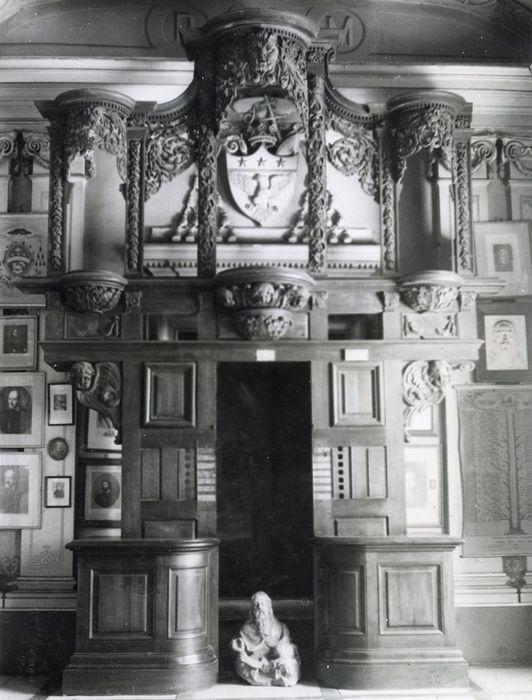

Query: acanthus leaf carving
<box><xmin>71</xmin><ymin>361</ymin><xmax>121</xmax><ymax>441</ymax></box>
<box><xmin>144</xmin><ymin>118</ymin><xmax>196</xmax><ymax>199</ymax></box>
<box><xmin>327</xmin><ymin>129</ymin><xmax>379</xmax><ymax>200</ymax></box>
<box><xmin>403</xmin><ymin>359</ymin><xmax>453</xmax><ymax>441</ymax></box>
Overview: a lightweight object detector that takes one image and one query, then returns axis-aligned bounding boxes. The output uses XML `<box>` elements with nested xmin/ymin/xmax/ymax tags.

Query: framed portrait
<box><xmin>404</xmin><ymin>445</ymin><xmax>442</xmax><ymax>530</ymax></box>
<box><xmin>144</xmin><ymin>362</ymin><xmax>196</xmax><ymax>427</ymax></box>
<box><xmin>84</xmin><ymin>408</ymin><xmax>121</xmax><ymax>453</ymax></box>
<box><xmin>474</xmin><ymin>221</ymin><xmax>532</xmax><ymax>295</ymax></box>
<box><xmin>0</xmin><ymin>372</ymin><xmax>45</xmax><ymax>447</ymax></box>
<box><xmin>48</xmin><ymin>383</ymin><xmax>74</xmax><ymax>425</ymax></box>
<box><xmin>0</xmin><ymin>316</ymin><xmax>37</xmax><ymax>370</ymax></box>
<box><xmin>45</xmin><ymin>476</ymin><xmax>71</xmax><ymax>508</ymax></box>
<box><xmin>476</xmin><ymin>302</ymin><xmax>532</xmax><ymax>383</ymax></box>
<box><xmin>0</xmin><ymin>453</ymin><xmax>41</xmax><ymax>528</ymax></box>
<box><xmin>84</xmin><ymin>463</ymin><xmax>121</xmax><ymax>524</ymax></box>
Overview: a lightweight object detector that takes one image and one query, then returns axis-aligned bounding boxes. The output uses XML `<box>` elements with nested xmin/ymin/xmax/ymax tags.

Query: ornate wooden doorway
<box><xmin>216</xmin><ymin>362</ymin><xmax>313</xmax><ymax>599</ymax></box>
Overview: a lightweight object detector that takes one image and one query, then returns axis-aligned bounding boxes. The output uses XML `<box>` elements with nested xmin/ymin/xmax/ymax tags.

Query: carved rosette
<box><xmin>399</xmin><ymin>270</ymin><xmax>463</xmax><ymax>313</ymax></box>
<box><xmin>59</xmin><ymin>270</ymin><xmax>127</xmax><ymax>314</ymax></box>
<box><xmin>215</xmin><ymin>266</ymin><xmax>315</xmax><ymax>340</ymax></box>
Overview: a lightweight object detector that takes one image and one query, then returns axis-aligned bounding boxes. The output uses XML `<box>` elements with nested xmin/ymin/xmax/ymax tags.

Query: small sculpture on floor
<box><xmin>231</xmin><ymin>591</ymin><xmax>301</xmax><ymax>687</ymax></box>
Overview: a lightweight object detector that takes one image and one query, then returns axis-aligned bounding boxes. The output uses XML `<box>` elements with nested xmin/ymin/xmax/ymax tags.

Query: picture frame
<box><xmin>48</xmin><ymin>383</ymin><xmax>74</xmax><ymax>425</ymax></box>
<box><xmin>0</xmin><ymin>453</ymin><xmax>41</xmax><ymax>528</ymax></box>
<box><xmin>144</xmin><ymin>362</ymin><xmax>196</xmax><ymax>428</ymax></box>
<box><xmin>0</xmin><ymin>316</ymin><xmax>37</xmax><ymax>370</ymax></box>
<box><xmin>0</xmin><ymin>372</ymin><xmax>45</xmax><ymax>447</ymax></box>
<box><xmin>84</xmin><ymin>408</ymin><xmax>121</xmax><ymax>453</ymax></box>
<box><xmin>45</xmin><ymin>476</ymin><xmax>71</xmax><ymax>508</ymax></box>
<box><xmin>476</xmin><ymin>301</ymin><xmax>532</xmax><ymax>383</ymax></box>
<box><xmin>47</xmin><ymin>437</ymin><xmax>69</xmax><ymax>461</ymax></box>
<box><xmin>404</xmin><ymin>445</ymin><xmax>443</xmax><ymax>530</ymax></box>
<box><xmin>84</xmin><ymin>463</ymin><xmax>121</xmax><ymax>524</ymax></box>
<box><xmin>474</xmin><ymin>221</ymin><xmax>532</xmax><ymax>295</ymax></box>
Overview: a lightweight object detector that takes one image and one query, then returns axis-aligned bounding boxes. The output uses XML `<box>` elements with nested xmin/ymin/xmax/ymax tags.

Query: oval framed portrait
<box><xmin>47</xmin><ymin>437</ymin><xmax>69</xmax><ymax>461</ymax></box>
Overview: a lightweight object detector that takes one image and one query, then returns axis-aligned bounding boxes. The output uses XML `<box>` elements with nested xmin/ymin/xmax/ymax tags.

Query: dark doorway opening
<box><xmin>217</xmin><ymin>362</ymin><xmax>313</xmax><ymax>599</ymax></box>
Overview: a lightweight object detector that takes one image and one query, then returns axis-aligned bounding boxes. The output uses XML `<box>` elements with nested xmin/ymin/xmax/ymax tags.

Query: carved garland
<box><xmin>307</xmin><ymin>74</ymin><xmax>327</xmax><ymax>274</ymax></box>
<box><xmin>125</xmin><ymin>138</ymin><xmax>142</xmax><ymax>274</ymax></box>
<box><xmin>380</xmin><ymin>137</ymin><xmax>397</xmax><ymax>272</ymax></box>
<box><xmin>454</xmin><ymin>139</ymin><xmax>474</xmax><ymax>273</ymax></box>
<box><xmin>215</xmin><ymin>28</ymin><xmax>309</xmax><ymax>132</ymax></box>
<box><xmin>196</xmin><ymin>120</ymin><xmax>218</xmax><ymax>277</ymax></box>
<box><xmin>63</xmin><ymin>105</ymin><xmax>128</xmax><ymax>180</ymax></box>
<box><xmin>47</xmin><ymin>129</ymin><xmax>65</xmax><ymax>274</ymax></box>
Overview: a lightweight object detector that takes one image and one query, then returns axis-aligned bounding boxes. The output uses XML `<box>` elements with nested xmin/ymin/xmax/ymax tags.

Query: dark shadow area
<box><xmin>217</xmin><ymin>362</ymin><xmax>313</xmax><ymax>599</ymax></box>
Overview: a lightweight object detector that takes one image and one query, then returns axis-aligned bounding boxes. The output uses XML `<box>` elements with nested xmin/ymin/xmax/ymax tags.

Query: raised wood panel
<box><xmin>328</xmin><ymin>566</ymin><xmax>365</xmax><ymax>635</ymax></box>
<box><xmin>144</xmin><ymin>362</ymin><xmax>196</xmax><ymax>427</ymax></box>
<box><xmin>379</xmin><ymin>565</ymin><xmax>442</xmax><ymax>634</ymax></box>
<box><xmin>331</xmin><ymin>362</ymin><xmax>384</xmax><ymax>426</ymax></box>
<box><xmin>143</xmin><ymin>519</ymin><xmax>197</xmax><ymax>538</ymax></box>
<box><xmin>90</xmin><ymin>570</ymin><xmax>153</xmax><ymax>639</ymax></box>
<box><xmin>141</xmin><ymin>447</ymin><xmax>195</xmax><ymax>502</ymax></box>
<box><xmin>334</xmin><ymin>517</ymin><xmax>387</xmax><ymax>536</ymax></box>
<box><xmin>332</xmin><ymin>446</ymin><xmax>388</xmax><ymax>499</ymax></box>
<box><xmin>141</xmin><ymin>448</ymin><xmax>160</xmax><ymax>500</ymax></box>
<box><xmin>168</xmin><ymin>566</ymin><xmax>207</xmax><ymax>638</ymax></box>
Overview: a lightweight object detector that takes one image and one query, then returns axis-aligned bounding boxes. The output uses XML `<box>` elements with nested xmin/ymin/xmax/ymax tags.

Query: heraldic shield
<box><xmin>226</xmin><ymin>145</ymin><xmax>299</xmax><ymax>226</ymax></box>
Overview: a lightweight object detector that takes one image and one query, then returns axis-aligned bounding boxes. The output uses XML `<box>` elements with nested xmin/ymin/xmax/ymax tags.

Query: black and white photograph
<box><xmin>2</xmin><ymin>3</ymin><xmax>532</xmax><ymax>699</ymax></box>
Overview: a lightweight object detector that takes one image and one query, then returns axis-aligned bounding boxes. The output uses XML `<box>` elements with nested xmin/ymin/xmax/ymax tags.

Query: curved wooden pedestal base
<box><xmin>314</xmin><ymin>537</ymin><xmax>469</xmax><ymax>691</ymax></box>
<box><xmin>63</xmin><ymin>539</ymin><xmax>219</xmax><ymax>696</ymax></box>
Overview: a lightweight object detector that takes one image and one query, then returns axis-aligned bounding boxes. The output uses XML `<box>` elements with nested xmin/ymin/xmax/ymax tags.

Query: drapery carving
<box><xmin>307</xmin><ymin>73</ymin><xmax>327</xmax><ymax>274</ymax></box>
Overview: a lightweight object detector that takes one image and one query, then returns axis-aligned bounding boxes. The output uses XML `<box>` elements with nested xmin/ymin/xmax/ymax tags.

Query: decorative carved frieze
<box><xmin>233</xmin><ymin>309</ymin><xmax>293</xmax><ymax>341</ymax></box>
<box><xmin>399</xmin><ymin>270</ymin><xmax>463</xmax><ymax>312</ymax></box>
<box><xmin>71</xmin><ymin>361</ymin><xmax>121</xmax><ymax>437</ymax></box>
<box><xmin>403</xmin><ymin>359</ymin><xmax>453</xmax><ymax>440</ymax></box>
<box><xmin>503</xmin><ymin>139</ymin><xmax>532</xmax><ymax>178</ymax></box>
<box><xmin>402</xmin><ymin>313</ymin><xmax>457</xmax><ymax>339</ymax></box>
<box><xmin>22</xmin><ymin>132</ymin><xmax>50</xmax><ymax>169</ymax></box>
<box><xmin>307</xmin><ymin>73</ymin><xmax>327</xmax><ymax>274</ymax></box>
<box><xmin>58</xmin><ymin>270</ymin><xmax>126</xmax><ymax>314</ymax></box>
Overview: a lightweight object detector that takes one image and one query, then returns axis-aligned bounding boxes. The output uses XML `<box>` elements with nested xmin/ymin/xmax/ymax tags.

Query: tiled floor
<box><xmin>0</xmin><ymin>667</ymin><xmax>531</xmax><ymax>700</ymax></box>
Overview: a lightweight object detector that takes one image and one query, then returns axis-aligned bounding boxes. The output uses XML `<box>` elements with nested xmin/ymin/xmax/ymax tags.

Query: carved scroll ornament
<box><xmin>0</xmin><ymin>132</ymin><xmax>16</xmax><ymax>161</ymax></box>
<box><xmin>327</xmin><ymin>133</ymin><xmax>379</xmax><ymax>199</ymax></box>
<box><xmin>403</xmin><ymin>360</ymin><xmax>453</xmax><ymax>441</ymax></box>
<box><xmin>71</xmin><ymin>361</ymin><xmax>121</xmax><ymax>435</ymax></box>
<box><xmin>144</xmin><ymin>118</ymin><xmax>196</xmax><ymax>199</ymax></box>
<box><xmin>503</xmin><ymin>139</ymin><xmax>532</xmax><ymax>178</ymax></box>
<box><xmin>22</xmin><ymin>132</ymin><xmax>50</xmax><ymax>169</ymax></box>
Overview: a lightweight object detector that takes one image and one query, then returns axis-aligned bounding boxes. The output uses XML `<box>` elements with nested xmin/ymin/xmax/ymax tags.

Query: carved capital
<box><xmin>22</xmin><ymin>132</ymin><xmax>50</xmax><ymax>169</ymax></box>
<box><xmin>0</xmin><ymin>132</ymin><xmax>16</xmax><ymax>162</ymax></box>
<box><xmin>380</xmin><ymin>291</ymin><xmax>400</xmax><ymax>312</ymax></box>
<box><xmin>470</xmin><ymin>138</ymin><xmax>497</xmax><ymax>176</ymax></box>
<box><xmin>503</xmin><ymin>139</ymin><xmax>532</xmax><ymax>178</ymax></box>
<box><xmin>399</xmin><ymin>270</ymin><xmax>463</xmax><ymax>312</ymax></box>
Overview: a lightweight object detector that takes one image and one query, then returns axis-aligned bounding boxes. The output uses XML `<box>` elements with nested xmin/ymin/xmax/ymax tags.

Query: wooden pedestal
<box><xmin>314</xmin><ymin>537</ymin><xmax>469</xmax><ymax>691</ymax></box>
<box><xmin>62</xmin><ymin>538</ymin><xmax>219</xmax><ymax>695</ymax></box>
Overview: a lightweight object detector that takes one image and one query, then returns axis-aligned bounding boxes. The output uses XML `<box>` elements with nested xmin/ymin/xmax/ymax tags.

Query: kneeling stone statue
<box><xmin>231</xmin><ymin>591</ymin><xmax>301</xmax><ymax>687</ymax></box>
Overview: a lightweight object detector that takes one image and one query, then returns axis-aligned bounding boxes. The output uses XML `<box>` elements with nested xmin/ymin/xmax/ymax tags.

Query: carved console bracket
<box><xmin>70</xmin><ymin>361</ymin><xmax>121</xmax><ymax>442</ymax></box>
<box><xmin>215</xmin><ymin>266</ymin><xmax>315</xmax><ymax>340</ymax></box>
<box><xmin>399</xmin><ymin>270</ymin><xmax>464</xmax><ymax>312</ymax></box>
<box><xmin>403</xmin><ymin>359</ymin><xmax>452</xmax><ymax>441</ymax></box>
<box><xmin>58</xmin><ymin>270</ymin><xmax>127</xmax><ymax>314</ymax></box>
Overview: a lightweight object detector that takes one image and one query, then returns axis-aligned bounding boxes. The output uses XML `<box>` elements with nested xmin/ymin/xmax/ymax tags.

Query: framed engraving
<box><xmin>45</xmin><ymin>476</ymin><xmax>71</xmax><ymax>508</ymax></box>
<box><xmin>0</xmin><ymin>372</ymin><xmax>45</xmax><ymax>447</ymax></box>
<box><xmin>477</xmin><ymin>303</ymin><xmax>532</xmax><ymax>383</ymax></box>
<box><xmin>48</xmin><ymin>383</ymin><xmax>74</xmax><ymax>425</ymax></box>
<box><xmin>0</xmin><ymin>316</ymin><xmax>37</xmax><ymax>370</ymax></box>
<box><xmin>84</xmin><ymin>463</ymin><xmax>121</xmax><ymax>524</ymax></box>
<box><xmin>474</xmin><ymin>221</ymin><xmax>532</xmax><ymax>295</ymax></box>
<box><xmin>144</xmin><ymin>362</ymin><xmax>196</xmax><ymax>428</ymax></box>
<box><xmin>83</xmin><ymin>408</ymin><xmax>121</xmax><ymax>453</ymax></box>
<box><xmin>0</xmin><ymin>453</ymin><xmax>41</xmax><ymax>528</ymax></box>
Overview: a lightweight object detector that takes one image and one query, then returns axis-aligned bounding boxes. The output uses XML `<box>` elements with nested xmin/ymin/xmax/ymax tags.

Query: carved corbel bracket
<box><xmin>399</xmin><ymin>270</ymin><xmax>463</xmax><ymax>313</ymax></box>
<box><xmin>215</xmin><ymin>266</ymin><xmax>316</xmax><ymax>340</ymax></box>
<box><xmin>58</xmin><ymin>270</ymin><xmax>127</xmax><ymax>314</ymax></box>
<box><xmin>70</xmin><ymin>361</ymin><xmax>121</xmax><ymax>443</ymax></box>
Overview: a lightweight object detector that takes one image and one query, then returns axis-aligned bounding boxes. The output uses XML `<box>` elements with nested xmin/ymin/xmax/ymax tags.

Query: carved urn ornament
<box><xmin>215</xmin><ymin>266</ymin><xmax>315</xmax><ymax>340</ymax></box>
<box><xmin>58</xmin><ymin>270</ymin><xmax>127</xmax><ymax>314</ymax></box>
<box><xmin>399</xmin><ymin>269</ymin><xmax>463</xmax><ymax>312</ymax></box>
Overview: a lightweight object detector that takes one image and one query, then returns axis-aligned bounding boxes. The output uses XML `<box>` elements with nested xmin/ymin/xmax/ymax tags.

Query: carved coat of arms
<box><xmin>226</xmin><ymin>145</ymin><xmax>298</xmax><ymax>226</ymax></box>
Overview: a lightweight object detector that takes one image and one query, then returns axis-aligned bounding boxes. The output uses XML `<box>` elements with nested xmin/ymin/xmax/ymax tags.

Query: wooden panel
<box><xmin>90</xmin><ymin>570</ymin><xmax>153</xmax><ymax>638</ymax></box>
<box><xmin>168</xmin><ymin>566</ymin><xmax>207</xmax><ymax>638</ymax></box>
<box><xmin>313</xmin><ymin>445</ymin><xmax>333</xmax><ymax>500</ymax></box>
<box><xmin>144</xmin><ymin>362</ymin><xmax>196</xmax><ymax>427</ymax></box>
<box><xmin>334</xmin><ymin>517</ymin><xmax>387</xmax><ymax>536</ymax></box>
<box><xmin>328</xmin><ymin>566</ymin><xmax>365</xmax><ymax>635</ymax></box>
<box><xmin>140</xmin><ymin>448</ymin><xmax>160</xmax><ymax>501</ymax></box>
<box><xmin>331</xmin><ymin>362</ymin><xmax>383</xmax><ymax>426</ymax></box>
<box><xmin>143</xmin><ymin>519</ymin><xmax>197</xmax><ymax>538</ymax></box>
<box><xmin>379</xmin><ymin>565</ymin><xmax>442</xmax><ymax>634</ymax></box>
<box><xmin>161</xmin><ymin>448</ymin><xmax>179</xmax><ymax>500</ymax></box>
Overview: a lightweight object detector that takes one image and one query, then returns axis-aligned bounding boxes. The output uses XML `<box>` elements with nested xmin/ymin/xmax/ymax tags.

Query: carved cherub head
<box><xmin>71</xmin><ymin>361</ymin><xmax>95</xmax><ymax>391</ymax></box>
